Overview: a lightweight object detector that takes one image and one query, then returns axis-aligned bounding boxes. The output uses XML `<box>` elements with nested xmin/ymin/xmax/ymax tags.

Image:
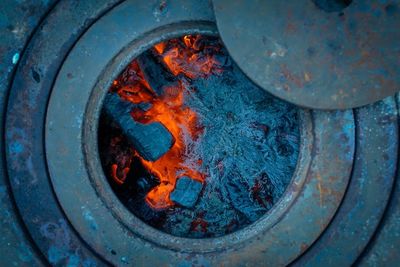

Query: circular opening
<box><xmin>312</xmin><ymin>0</ymin><xmax>353</xmax><ymax>12</ymax></box>
<box><xmin>98</xmin><ymin>34</ymin><xmax>300</xmax><ymax>238</ymax></box>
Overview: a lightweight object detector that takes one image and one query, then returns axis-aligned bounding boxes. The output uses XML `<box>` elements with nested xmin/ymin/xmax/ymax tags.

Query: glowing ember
<box><xmin>110</xmin><ymin>35</ymin><xmax>223</xmax><ymax>209</ymax></box>
<box><xmin>159</xmin><ymin>35</ymin><xmax>223</xmax><ymax>79</ymax></box>
<box><xmin>108</xmin><ymin>136</ymin><xmax>133</xmax><ymax>186</ymax></box>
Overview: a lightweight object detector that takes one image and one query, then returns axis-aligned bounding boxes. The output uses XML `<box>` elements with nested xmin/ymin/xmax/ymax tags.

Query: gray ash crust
<box><xmin>160</xmin><ymin>61</ymin><xmax>300</xmax><ymax>237</ymax></box>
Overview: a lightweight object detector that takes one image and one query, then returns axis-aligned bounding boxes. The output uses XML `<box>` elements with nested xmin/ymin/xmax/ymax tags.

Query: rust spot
<box><xmin>315</xmin><ymin>172</ymin><xmax>324</xmax><ymax>207</ymax></box>
<box><xmin>285</xmin><ymin>22</ymin><xmax>297</xmax><ymax>34</ymax></box>
<box><xmin>281</xmin><ymin>64</ymin><xmax>303</xmax><ymax>88</ymax></box>
<box><xmin>300</xmin><ymin>243</ymin><xmax>309</xmax><ymax>253</ymax></box>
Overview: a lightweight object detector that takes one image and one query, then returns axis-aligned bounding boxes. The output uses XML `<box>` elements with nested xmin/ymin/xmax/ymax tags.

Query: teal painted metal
<box><xmin>3</xmin><ymin>0</ymin><xmax>122</xmax><ymax>265</ymax></box>
<box><xmin>212</xmin><ymin>0</ymin><xmax>400</xmax><ymax>109</ymax></box>
<box><xmin>0</xmin><ymin>0</ymin><xmax>57</xmax><ymax>266</ymax></box>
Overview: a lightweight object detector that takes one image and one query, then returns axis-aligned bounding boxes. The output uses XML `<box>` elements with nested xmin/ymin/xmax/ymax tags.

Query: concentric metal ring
<box><xmin>45</xmin><ymin>1</ymin><xmax>355</xmax><ymax>265</ymax></box>
<box><xmin>2</xmin><ymin>0</ymin><xmax>399</xmax><ymax>266</ymax></box>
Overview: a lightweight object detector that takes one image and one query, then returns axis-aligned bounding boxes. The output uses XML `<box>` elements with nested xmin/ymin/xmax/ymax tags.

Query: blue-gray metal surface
<box><xmin>212</xmin><ymin>0</ymin><xmax>400</xmax><ymax>109</ymax></box>
<box><xmin>3</xmin><ymin>0</ymin><xmax>122</xmax><ymax>266</ymax></box>
<box><xmin>1</xmin><ymin>0</ymin><xmax>399</xmax><ymax>266</ymax></box>
<box><xmin>292</xmin><ymin>96</ymin><xmax>399</xmax><ymax>266</ymax></box>
<box><xmin>0</xmin><ymin>1</ymin><xmax>56</xmax><ymax>266</ymax></box>
<box><xmin>355</xmin><ymin>93</ymin><xmax>400</xmax><ymax>267</ymax></box>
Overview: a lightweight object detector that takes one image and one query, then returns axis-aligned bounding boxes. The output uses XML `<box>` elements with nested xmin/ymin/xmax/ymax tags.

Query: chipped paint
<box><xmin>12</xmin><ymin>53</ymin><xmax>19</xmax><ymax>64</ymax></box>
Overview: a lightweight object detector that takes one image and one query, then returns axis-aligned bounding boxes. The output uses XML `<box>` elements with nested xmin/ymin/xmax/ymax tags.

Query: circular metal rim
<box><xmin>212</xmin><ymin>0</ymin><xmax>400</xmax><ymax>110</ymax></box>
<box><xmin>293</xmin><ymin>96</ymin><xmax>399</xmax><ymax>266</ymax></box>
<box><xmin>10</xmin><ymin>0</ymin><xmax>392</xmax><ymax>266</ymax></box>
<box><xmin>3</xmin><ymin>0</ymin><xmax>400</xmax><ymax>265</ymax></box>
<box><xmin>4</xmin><ymin>0</ymin><xmax>123</xmax><ymax>265</ymax></box>
<box><xmin>45</xmin><ymin>1</ymin><xmax>355</xmax><ymax>265</ymax></box>
<box><xmin>355</xmin><ymin>93</ymin><xmax>400</xmax><ymax>266</ymax></box>
<box><xmin>85</xmin><ymin>41</ymin><xmax>311</xmax><ymax>251</ymax></box>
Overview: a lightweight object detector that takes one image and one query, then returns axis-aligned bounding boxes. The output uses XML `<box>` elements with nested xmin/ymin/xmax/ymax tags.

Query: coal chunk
<box><xmin>103</xmin><ymin>92</ymin><xmax>174</xmax><ymax>161</ymax></box>
<box><xmin>136</xmin><ymin>50</ymin><xmax>176</xmax><ymax>96</ymax></box>
<box><xmin>170</xmin><ymin>176</ymin><xmax>203</xmax><ymax>208</ymax></box>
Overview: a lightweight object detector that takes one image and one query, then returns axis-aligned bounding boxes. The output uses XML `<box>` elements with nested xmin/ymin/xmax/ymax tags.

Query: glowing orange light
<box><xmin>111</xmin><ymin>164</ymin><xmax>130</xmax><ymax>185</ymax></box>
<box><xmin>111</xmin><ymin>35</ymin><xmax>223</xmax><ymax>209</ymax></box>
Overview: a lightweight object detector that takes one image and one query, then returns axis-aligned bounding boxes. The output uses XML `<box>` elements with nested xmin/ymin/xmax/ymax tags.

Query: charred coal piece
<box><xmin>170</xmin><ymin>176</ymin><xmax>203</xmax><ymax>208</ymax></box>
<box><xmin>103</xmin><ymin>93</ymin><xmax>174</xmax><ymax>161</ymax></box>
<box><xmin>136</xmin><ymin>50</ymin><xmax>177</xmax><ymax>96</ymax></box>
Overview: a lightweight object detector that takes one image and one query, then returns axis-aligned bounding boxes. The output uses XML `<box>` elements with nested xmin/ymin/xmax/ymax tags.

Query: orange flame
<box><xmin>132</xmin><ymin>80</ymin><xmax>205</xmax><ymax>209</ymax></box>
<box><xmin>111</xmin><ymin>35</ymin><xmax>223</xmax><ymax>209</ymax></box>
<box><xmin>111</xmin><ymin>164</ymin><xmax>130</xmax><ymax>185</ymax></box>
<box><xmin>156</xmin><ymin>35</ymin><xmax>223</xmax><ymax>79</ymax></box>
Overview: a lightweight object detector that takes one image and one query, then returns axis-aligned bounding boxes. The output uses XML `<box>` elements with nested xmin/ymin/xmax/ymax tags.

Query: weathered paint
<box><xmin>213</xmin><ymin>0</ymin><xmax>400</xmax><ymax>109</ymax></box>
<box><xmin>1</xmin><ymin>0</ymin><xmax>399</xmax><ymax>266</ymax></box>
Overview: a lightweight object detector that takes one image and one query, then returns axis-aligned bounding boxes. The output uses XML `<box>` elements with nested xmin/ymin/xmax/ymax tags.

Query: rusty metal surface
<box><xmin>1</xmin><ymin>0</ymin><xmax>400</xmax><ymax>266</ymax></box>
<box><xmin>0</xmin><ymin>0</ymin><xmax>57</xmax><ymax>266</ymax></box>
<box><xmin>292</xmin><ymin>96</ymin><xmax>399</xmax><ymax>266</ymax></box>
<box><xmin>355</xmin><ymin>93</ymin><xmax>400</xmax><ymax>267</ymax></box>
<box><xmin>212</xmin><ymin>0</ymin><xmax>400</xmax><ymax>109</ymax></box>
<box><xmin>4</xmin><ymin>0</ymin><xmax>122</xmax><ymax>265</ymax></box>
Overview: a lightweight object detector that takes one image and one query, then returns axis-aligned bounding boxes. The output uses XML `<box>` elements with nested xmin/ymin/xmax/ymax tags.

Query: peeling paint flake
<box><xmin>12</xmin><ymin>53</ymin><xmax>19</xmax><ymax>64</ymax></box>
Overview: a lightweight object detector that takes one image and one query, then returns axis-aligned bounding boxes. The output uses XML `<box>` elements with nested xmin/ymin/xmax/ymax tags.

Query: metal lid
<box><xmin>212</xmin><ymin>0</ymin><xmax>400</xmax><ymax>109</ymax></box>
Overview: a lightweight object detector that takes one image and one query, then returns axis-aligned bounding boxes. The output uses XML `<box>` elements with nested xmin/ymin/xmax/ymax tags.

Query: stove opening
<box><xmin>98</xmin><ymin>35</ymin><xmax>300</xmax><ymax>238</ymax></box>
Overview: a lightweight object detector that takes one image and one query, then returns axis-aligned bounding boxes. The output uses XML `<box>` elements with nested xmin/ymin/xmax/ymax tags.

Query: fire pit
<box><xmin>98</xmin><ymin>35</ymin><xmax>300</xmax><ymax>237</ymax></box>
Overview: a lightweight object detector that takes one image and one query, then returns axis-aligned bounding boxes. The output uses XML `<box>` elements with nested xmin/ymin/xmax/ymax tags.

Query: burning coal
<box><xmin>108</xmin><ymin>35</ymin><xmax>224</xmax><ymax>209</ymax></box>
<box><xmin>99</xmin><ymin>35</ymin><xmax>300</xmax><ymax>238</ymax></box>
